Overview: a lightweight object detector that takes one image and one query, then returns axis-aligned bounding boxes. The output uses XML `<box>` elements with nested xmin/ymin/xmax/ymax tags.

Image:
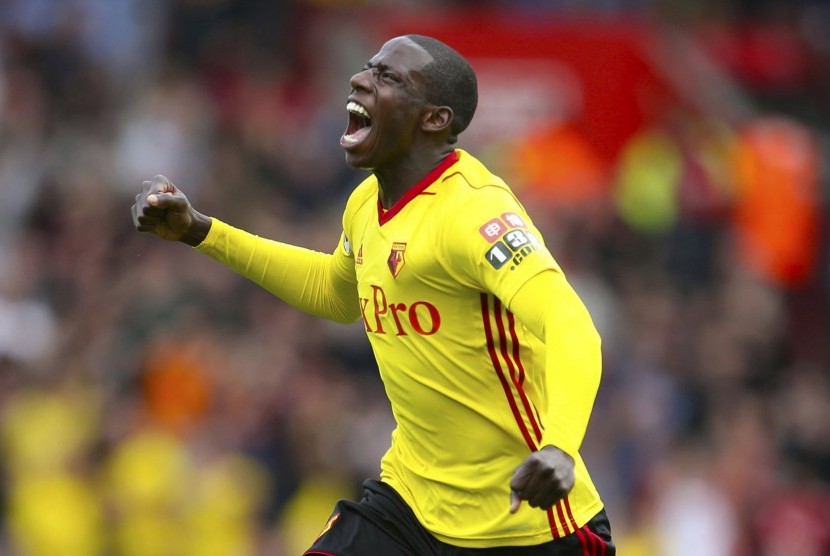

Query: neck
<box><xmin>375</xmin><ymin>147</ymin><xmax>454</xmax><ymax>209</ymax></box>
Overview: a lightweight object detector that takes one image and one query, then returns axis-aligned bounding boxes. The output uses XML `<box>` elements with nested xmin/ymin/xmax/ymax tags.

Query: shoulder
<box><xmin>437</xmin><ymin>150</ymin><xmax>529</xmax><ymax>228</ymax></box>
<box><xmin>343</xmin><ymin>174</ymin><xmax>378</xmax><ymax>222</ymax></box>
<box><xmin>446</xmin><ymin>149</ymin><xmax>509</xmax><ymax>190</ymax></box>
<box><xmin>441</xmin><ymin>150</ymin><xmax>522</xmax><ymax>206</ymax></box>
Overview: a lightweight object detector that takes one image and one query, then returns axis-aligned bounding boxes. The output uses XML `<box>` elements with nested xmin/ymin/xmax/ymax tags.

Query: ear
<box><xmin>421</xmin><ymin>105</ymin><xmax>453</xmax><ymax>133</ymax></box>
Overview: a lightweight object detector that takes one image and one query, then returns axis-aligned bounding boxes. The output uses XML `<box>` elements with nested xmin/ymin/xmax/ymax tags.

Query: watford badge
<box><xmin>387</xmin><ymin>242</ymin><xmax>407</xmax><ymax>278</ymax></box>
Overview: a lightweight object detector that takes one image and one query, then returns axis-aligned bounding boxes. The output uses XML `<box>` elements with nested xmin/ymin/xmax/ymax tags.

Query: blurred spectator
<box><xmin>732</xmin><ymin>115</ymin><xmax>821</xmax><ymax>287</ymax></box>
<box><xmin>0</xmin><ymin>1</ymin><xmax>827</xmax><ymax>554</ymax></box>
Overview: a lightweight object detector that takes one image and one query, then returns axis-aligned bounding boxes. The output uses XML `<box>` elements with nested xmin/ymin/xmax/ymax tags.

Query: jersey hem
<box><xmin>429</xmin><ymin>499</ymin><xmax>605</xmax><ymax>548</ymax></box>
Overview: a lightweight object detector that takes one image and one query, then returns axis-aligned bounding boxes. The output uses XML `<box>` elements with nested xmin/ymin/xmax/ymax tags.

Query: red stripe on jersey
<box><xmin>481</xmin><ymin>294</ymin><xmax>537</xmax><ymax>452</ymax></box>
<box><xmin>565</xmin><ymin>498</ymin><xmax>593</xmax><ymax>556</ymax></box>
<box><xmin>555</xmin><ymin>500</ymin><xmax>571</xmax><ymax>535</ymax></box>
<box><xmin>481</xmin><ymin>293</ymin><xmax>564</xmax><ymax>540</ymax></box>
<box><xmin>502</xmin><ymin>306</ymin><xmax>544</xmax><ymax>442</ymax></box>
<box><xmin>492</xmin><ymin>298</ymin><xmax>543</xmax><ymax>443</ymax></box>
<box><xmin>546</xmin><ymin>508</ymin><xmax>562</xmax><ymax>540</ymax></box>
<box><xmin>506</xmin><ymin>311</ymin><xmax>525</xmax><ymax>385</ymax></box>
<box><xmin>564</xmin><ymin>497</ymin><xmax>580</xmax><ymax>534</ymax></box>
<box><xmin>506</xmin><ymin>310</ymin><xmax>546</xmax><ymax>433</ymax></box>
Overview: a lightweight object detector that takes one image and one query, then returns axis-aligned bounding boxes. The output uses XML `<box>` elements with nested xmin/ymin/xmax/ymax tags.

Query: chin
<box><xmin>343</xmin><ymin>150</ymin><xmax>375</xmax><ymax>171</ymax></box>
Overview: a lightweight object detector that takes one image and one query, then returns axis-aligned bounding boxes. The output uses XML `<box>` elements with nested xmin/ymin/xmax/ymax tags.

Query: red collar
<box><xmin>377</xmin><ymin>150</ymin><xmax>460</xmax><ymax>225</ymax></box>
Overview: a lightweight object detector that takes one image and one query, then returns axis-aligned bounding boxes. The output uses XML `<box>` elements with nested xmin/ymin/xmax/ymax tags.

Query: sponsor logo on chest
<box><xmin>359</xmin><ymin>284</ymin><xmax>441</xmax><ymax>336</ymax></box>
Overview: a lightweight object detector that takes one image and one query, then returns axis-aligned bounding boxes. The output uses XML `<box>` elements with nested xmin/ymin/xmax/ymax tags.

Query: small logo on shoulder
<box><xmin>504</xmin><ymin>230</ymin><xmax>530</xmax><ymax>251</ymax></box>
<box><xmin>486</xmin><ymin>241</ymin><xmax>512</xmax><ymax>269</ymax></box>
<box><xmin>478</xmin><ymin>212</ymin><xmax>528</xmax><ymax>245</ymax></box>
<box><xmin>479</xmin><ymin>218</ymin><xmax>506</xmax><ymax>243</ymax></box>
<box><xmin>501</xmin><ymin>212</ymin><xmax>527</xmax><ymax>228</ymax></box>
<box><xmin>479</xmin><ymin>214</ymin><xmax>542</xmax><ymax>271</ymax></box>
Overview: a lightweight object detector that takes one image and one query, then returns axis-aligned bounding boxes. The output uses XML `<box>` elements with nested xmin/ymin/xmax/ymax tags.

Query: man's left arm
<box><xmin>505</xmin><ymin>269</ymin><xmax>602</xmax><ymax>513</ymax></box>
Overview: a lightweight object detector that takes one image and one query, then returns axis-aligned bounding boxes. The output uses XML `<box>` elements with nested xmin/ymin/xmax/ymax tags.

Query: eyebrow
<box><xmin>364</xmin><ymin>61</ymin><xmax>390</xmax><ymax>71</ymax></box>
<box><xmin>363</xmin><ymin>59</ymin><xmax>417</xmax><ymax>88</ymax></box>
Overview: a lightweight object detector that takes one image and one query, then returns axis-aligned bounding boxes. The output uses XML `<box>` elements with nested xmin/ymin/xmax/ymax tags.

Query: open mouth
<box><xmin>341</xmin><ymin>100</ymin><xmax>372</xmax><ymax>147</ymax></box>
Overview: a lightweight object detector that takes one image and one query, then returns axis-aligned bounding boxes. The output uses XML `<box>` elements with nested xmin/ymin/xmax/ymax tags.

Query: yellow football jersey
<box><xmin>196</xmin><ymin>149</ymin><xmax>604</xmax><ymax>548</ymax></box>
<box><xmin>327</xmin><ymin>149</ymin><xmax>604</xmax><ymax>547</ymax></box>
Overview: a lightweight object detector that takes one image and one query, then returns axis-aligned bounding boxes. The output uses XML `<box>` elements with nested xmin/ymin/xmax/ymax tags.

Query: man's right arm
<box><xmin>196</xmin><ymin>220</ymin><xmax>360</xmax><ymax>323</ymax></box>
<box><xmin>132</xmin><ymin>175</ymin><xmax>361</xmax><ymax>324</ymax></box>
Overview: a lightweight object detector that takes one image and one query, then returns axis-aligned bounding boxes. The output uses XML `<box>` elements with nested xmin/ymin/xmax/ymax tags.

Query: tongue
<box><xmin>341</xmin><ymin>125</ymin><xmax>371</xmax><ymax>147</ymax></box>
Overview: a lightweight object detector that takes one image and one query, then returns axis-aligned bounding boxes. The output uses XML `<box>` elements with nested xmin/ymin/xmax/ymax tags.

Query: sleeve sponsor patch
<box><xmin>481</xmin><ymin>221</ymin><xmax>543</xmax><ymax>271</ymax></box>
<box><xmin>478</xmin><ymin>212</ymin><xmax>527</xmax><ymax>244</ymax></box>
<box><xmin>479</xmin><ymin>218</ymin><xmax>506</xmax><ymax>243</ymax></box>
<box><xmin>504</xmin><ymin>229</ymin><xmax>530</xmax><ymax>250</ymax></box>
<box><xmin>501</xmin><ymin>212</ymin><xmax>526</xmax><ymax>228</ymax></box>
<box><xmin>485</xmin><ymin>241</ymin><xmax>512</xmax><ymax>269</ymax></box>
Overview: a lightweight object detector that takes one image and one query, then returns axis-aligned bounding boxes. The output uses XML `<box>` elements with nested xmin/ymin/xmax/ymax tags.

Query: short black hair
<box><xmin>406</xmin><ymin>35</ymin><xmax>478</xmax><ymax>139</ymax></box>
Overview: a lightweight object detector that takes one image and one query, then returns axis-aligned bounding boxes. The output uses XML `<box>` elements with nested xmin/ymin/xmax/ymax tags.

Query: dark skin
<box><xmin>342</xmin><ymin>36</ymin><xmax>455</xmax><ymax>208</ymax></box>
<box><xmin>132</xmin><ymin>35</ymin><xmax>575</xmax><ymax>516</ymax></box>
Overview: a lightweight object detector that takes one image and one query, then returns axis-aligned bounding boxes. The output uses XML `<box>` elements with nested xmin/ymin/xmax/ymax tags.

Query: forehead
<box><xmin>371</xmin><ymin>37</ymin><xmax>434</xmax><ymax>73</ymax></box>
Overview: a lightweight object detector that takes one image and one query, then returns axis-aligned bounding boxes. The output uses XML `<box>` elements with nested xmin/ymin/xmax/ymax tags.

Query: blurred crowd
<box><xmin>0</xmin><ymin>1</ymin><xmax>828</xmax><ymax>555</ymax></box>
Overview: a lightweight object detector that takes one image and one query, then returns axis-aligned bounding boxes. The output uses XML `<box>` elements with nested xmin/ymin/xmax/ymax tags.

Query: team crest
<box><xmin>387</xmin><ymin>242</ymin><xmax>407</xmax><ymax>278</ymax></box>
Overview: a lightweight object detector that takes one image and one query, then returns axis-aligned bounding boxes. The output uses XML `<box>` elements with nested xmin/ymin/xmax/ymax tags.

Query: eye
<box><xmin>368</xmin><ymin>66</ymin><xmax>400</xmax><ymax>84</ymax></box>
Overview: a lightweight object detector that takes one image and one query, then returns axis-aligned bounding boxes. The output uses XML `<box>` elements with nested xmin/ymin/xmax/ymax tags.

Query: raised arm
<box><xmin>132</xmin><ymin>175</ymin><xmax>361</xmax><ymax>323</ymax></box>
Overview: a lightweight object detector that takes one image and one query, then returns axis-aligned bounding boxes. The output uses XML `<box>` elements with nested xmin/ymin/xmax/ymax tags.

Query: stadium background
<box><xmin>0</xmin><ymin>0</ymin><xmax>828</xmax><ymax>554</ymax></box>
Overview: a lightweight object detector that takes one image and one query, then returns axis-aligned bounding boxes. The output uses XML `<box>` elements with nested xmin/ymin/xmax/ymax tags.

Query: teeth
<box><xmin>347</xmin><ymin>101</ymin><xmax>371</xmax><ymax>120</ymax></box>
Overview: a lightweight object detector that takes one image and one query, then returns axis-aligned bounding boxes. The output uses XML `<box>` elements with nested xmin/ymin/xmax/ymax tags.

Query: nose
<box><xmin>349</xmin><ymin>68</ymin><xmax>372</xmax><ymax>93</ymax></box>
